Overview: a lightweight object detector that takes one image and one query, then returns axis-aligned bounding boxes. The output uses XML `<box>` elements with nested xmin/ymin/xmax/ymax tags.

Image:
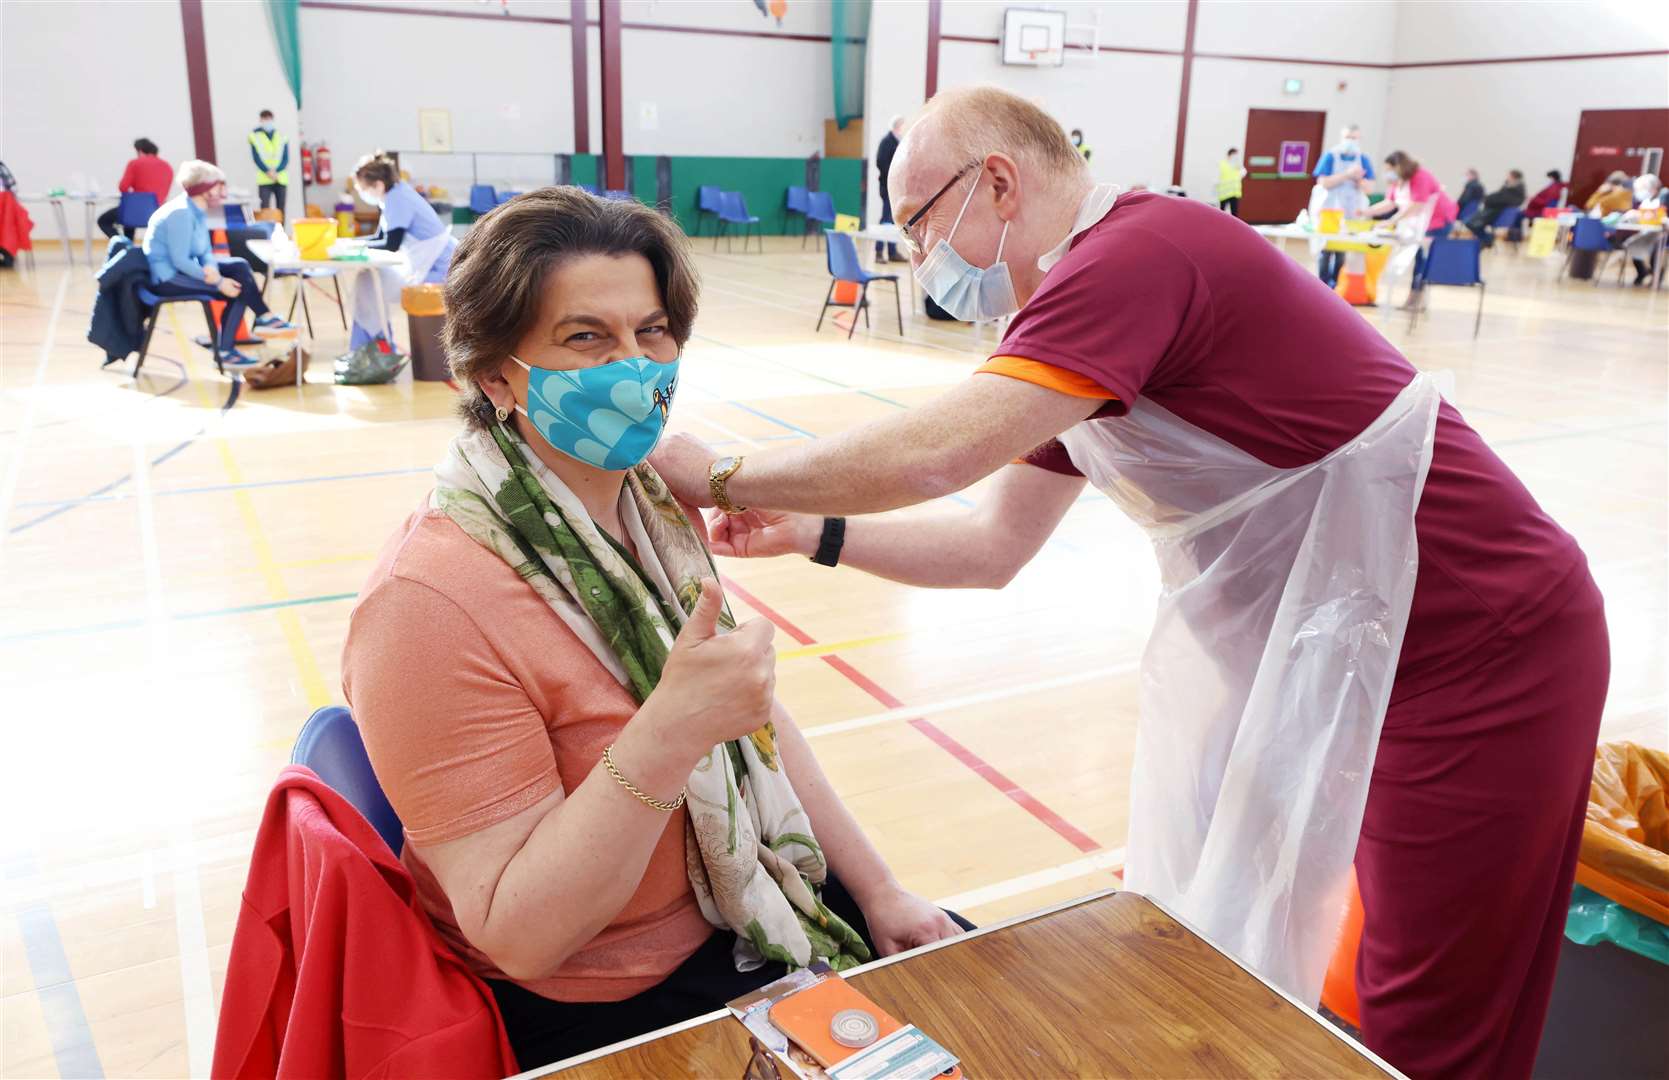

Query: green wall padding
<box><xmin>821</xmin><ymin>159</ymin><xmax>862</xmax><ymax>220</ymax></box>
<box><xmin>632</xmin><ymin>155</ymin><xmax>660</xmax><ymax>206</ymax></box>
<box><xmin>660</xmin><ymin>156</ymin><xmax>863</xmax><ymax>237</ymax></box>
<box><xmin>570</xmin><ymin>154</ymin><xmax>599</xmax><ymax>191</ymax></box>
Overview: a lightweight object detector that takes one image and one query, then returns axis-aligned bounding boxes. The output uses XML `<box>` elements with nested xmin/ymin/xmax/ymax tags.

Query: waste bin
<box><xmin>402</xmin><ymin>284</ymin><xmax>450</xmax><ymax>382</ymax></box>
<box><xmin>1567</xmin><ymin>247</ymin><xmax>1599</xmax><ymax>280</ymax></box>
<box><xmin>1533</xmin><ymin>742</ymin><xmax>1669</xmax><ymax>1078</ymax></box>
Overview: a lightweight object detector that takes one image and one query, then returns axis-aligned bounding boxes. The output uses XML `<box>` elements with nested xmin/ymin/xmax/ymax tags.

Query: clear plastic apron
<box><xmin>1059</xmin><ymin>373</ymin><xmax>1440</xmax><ymax>1003</ymax></box>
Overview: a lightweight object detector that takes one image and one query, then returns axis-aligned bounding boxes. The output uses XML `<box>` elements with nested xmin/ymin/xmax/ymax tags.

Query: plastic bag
<box><xmin>334</xmin><ymin>341</ymin><xmax>407</xmax><ymax>386</ymax></box>
<box><xmin>1566</xmin><ymin>885</ymin><xmax>1669</xmax><ymax>965</ymax></box>
<box><xmin>1577</xmin><ymin>742</ymin><xmax>1669</xmax><ymax>925</ymax></box>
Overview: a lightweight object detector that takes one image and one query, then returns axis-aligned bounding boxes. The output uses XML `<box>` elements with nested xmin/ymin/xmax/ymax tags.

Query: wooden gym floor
<box><xmin>2</xmin><ymin>233</ymin><xmax>1664</xmax><ymax>1077</ymax></box>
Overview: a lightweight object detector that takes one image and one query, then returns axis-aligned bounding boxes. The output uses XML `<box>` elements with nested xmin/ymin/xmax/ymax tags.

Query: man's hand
<box><xmin>705</xmin><ymin>508</ymin><xmax>820</xmax><ymax>559</ymax></box>
<box><xmin>650</xmin><ymin>431</ymin><xmax>719</xmax><ymax>508</ymax></box>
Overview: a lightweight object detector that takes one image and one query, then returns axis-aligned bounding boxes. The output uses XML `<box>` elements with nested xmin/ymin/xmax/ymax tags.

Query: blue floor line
<box><xmin>13</xmin><ymin>890</ymin><xmax>104</xmax><ymax>1078</ymax></box>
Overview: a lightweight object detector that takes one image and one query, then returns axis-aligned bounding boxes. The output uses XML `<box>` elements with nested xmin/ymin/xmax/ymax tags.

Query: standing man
<box><xmin>653</xmin><ymin>86</ymin><xmax>1606</xmax><ymax>1080</ymax></box>
<box><xmin>249</xmin><ymin>109</ymin><xmax>289</xmax><ymax>221</ymax></box>
<box><xmin>1311</xmin><ymin>123</ymin><xmax>1373</xmax><ymax>286</ymax></box>
<box><xmin>1216</xmin><ymin>147</ymin><xmax>1244</xmax><ymax>216</ymax></box>
<box><xmin>1070</xmin><ymin>128</ymin><xmax>1091</xmax><ymax>162</ymax></box>
<box><xmin>874</xmin><ymin>115</ymin><xmax>904</xmax><ymax>262</ymax></box>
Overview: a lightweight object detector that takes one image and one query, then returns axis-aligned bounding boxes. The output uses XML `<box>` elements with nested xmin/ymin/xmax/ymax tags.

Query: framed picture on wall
<box><xmin>418</xmin><ymin>108</ymin><xmax>453</xmax><ymax>153</ymax></box>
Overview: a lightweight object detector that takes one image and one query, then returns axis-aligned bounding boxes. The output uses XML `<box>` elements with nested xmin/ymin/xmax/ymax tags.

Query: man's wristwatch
<box><xmin>709</xmin><ymin>456</ymin><xmax>747</xmax><ymax>514</ymax></box>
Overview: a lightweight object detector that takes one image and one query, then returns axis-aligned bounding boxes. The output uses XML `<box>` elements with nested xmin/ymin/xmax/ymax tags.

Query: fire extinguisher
<box><xmin>300</xmin><ymin>143</ymin><xmax>314</xmax><ymax>185</ymax></box>
<box><xmin>315</xmin><ymin>143</ymin><xmax>333</xmax><ymax>186</ymax></box>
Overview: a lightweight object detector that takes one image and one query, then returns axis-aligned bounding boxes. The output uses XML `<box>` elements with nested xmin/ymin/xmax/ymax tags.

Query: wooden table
<box><xmin>529</xmin><ymin>891</ymin><xmax>1401</xmax><ymax>1079</ymax></box>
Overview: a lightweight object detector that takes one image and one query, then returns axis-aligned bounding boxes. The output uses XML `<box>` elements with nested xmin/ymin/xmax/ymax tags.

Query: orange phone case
<box><xmin>768</xmin><ymin>976</ymin><xmax>963</xmax><ymax>1078</ymax></box>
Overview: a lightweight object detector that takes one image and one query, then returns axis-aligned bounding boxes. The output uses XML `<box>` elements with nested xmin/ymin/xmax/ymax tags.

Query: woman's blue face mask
<box><xmin>507</xmin><ymin>353</ymin><xmax>680</xmax><ymax>471</ymax></box>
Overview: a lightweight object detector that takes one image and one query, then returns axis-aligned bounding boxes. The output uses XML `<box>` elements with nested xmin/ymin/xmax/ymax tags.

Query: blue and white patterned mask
<box><xmin>507</xmin><ymin>353</ymin><xmax>680</xmax><ymax>470</ymax></box>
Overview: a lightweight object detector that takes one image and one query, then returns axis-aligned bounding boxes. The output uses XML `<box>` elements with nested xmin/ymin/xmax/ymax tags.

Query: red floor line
<box><xmin>720</xmin><ymin>575</ymin><xmax>1104</xmax><ymax>855</ymax></box>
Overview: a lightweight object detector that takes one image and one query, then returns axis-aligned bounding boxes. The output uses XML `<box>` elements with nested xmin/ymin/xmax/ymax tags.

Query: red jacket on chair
<box><xmin>212</xmin><ymin>765</ymin><xmax>518</xmax><ymax>1079</ymax></box>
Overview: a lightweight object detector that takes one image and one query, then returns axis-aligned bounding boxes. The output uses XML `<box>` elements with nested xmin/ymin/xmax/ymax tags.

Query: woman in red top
<box><xmin>1367</xmin><ymin>150</ymin><xmax>1461</xmax><ymax>303</ymax></box>
<box><xmin>97</xmin><ymin>137</ymin><xmax>172</xmax><ymax>239</ymax></box>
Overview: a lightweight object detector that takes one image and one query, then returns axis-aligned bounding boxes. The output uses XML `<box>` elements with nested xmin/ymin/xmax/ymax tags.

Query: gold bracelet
<box><xmin>602</xmin><ymin>744</ymin><xmax>686</xmax><ymax>812</ymax></box>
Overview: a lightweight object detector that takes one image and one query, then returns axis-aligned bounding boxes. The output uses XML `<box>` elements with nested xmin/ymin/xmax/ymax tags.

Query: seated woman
<box><xmin>98</xmin><ymin>137</ymin><xmax>171</xmax><ymax>239</ymax></box>
<box><xmin>339</xmin><ymin>152</ymin><xmax>457</xmax><ymax>363</ymax></box>
<box><xmin>1619</xmin><ymin>173</ymin><xmax>1663</xmax><ymax>287</ymax></box>
<box><xmin>341</xmin><ymin>186</ymin><xmax>968</xmax><ymax>1071</ymax></box>
<box><xmin>1365</xmin><ymin>151</ymin><xmax>1459</xmax><ymax>307</ymax></box>
<box><xmin>1585</xmin><ymin>171</ymin><xmax>1636</xmax><ymax>216</ymax></box>
<box><xmin>142</xmin><ymin>160</ymin><xmax>295</xmax><ymax>367</ymax></box>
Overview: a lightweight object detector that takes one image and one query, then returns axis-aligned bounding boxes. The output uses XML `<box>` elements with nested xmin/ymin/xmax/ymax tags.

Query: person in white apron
<box><xmin>650</xmin><ymin>87</ymin><xmax>1608</xmax><ymax>1080</ymax></box>
<box><xmin>1311</xmin><ymin>125</ymin><xmax>1375</xmax><ymax>287</ymax></box>
<box><xmin>343</xmin><ymin>153</ymin><xmax>457</xmax><ymax>356</ymax></box>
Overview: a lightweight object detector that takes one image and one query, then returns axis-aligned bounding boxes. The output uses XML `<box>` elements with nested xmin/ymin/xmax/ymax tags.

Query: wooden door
<box><xmin>1240</xmin><ymin>109</ymin><xmax>1327</xmax><ymax>224</ymax></box>
<box><xmin>1570</xmin><ymin>109</ymin><xmax>1669</xmax><ymax>207</ymax></box>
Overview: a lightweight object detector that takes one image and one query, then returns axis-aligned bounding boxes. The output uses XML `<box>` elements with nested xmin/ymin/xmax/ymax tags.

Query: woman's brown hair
<box><xmin>1384</xmin><ymin>150</ymin><xmax>1419</xmax><ymax>182</ymax></box>
<box><xmin>353</xmin><ymin>151</ymin><xmax>400</xmax><ymax>188</ymax></box>
<box><xmin>443</xmin><ymin>186</ymin><xmax>700</xmax><ymax>430</ymax></box>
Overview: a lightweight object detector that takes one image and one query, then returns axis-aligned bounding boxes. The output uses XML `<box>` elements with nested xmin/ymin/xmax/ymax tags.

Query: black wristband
<box><xmin>811</xmin><ymin>516</ymin><xmax>846</xmax><ymax>567</ymax></box>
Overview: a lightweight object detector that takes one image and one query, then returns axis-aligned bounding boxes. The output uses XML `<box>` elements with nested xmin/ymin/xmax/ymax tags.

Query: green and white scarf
<box><xmin>433</xmin><ymin>423</ymin><xmax>871</xmax><ymax>972</ymax></box>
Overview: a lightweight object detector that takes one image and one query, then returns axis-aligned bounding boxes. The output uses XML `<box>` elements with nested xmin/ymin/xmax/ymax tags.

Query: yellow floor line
<box><xmin>777</xmin><ymin>631</ymin><xmax>906</xmax><ymax>661</ymax></box>
<box><xmin>170</xmin><ymin>308</ymin><xmax>333</xmax><ymax>709</ymax></box>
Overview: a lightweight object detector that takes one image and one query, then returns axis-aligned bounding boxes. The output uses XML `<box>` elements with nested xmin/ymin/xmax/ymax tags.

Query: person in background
<box><xmin>1367</xmin><ymin>151</ymin><xmax>1460</xmax><ymax>308</ymax></box>
<box><xmin>1620</xmin><ymin>173</ymin><xmax>1663</xmax><ymax>286</ymax></box>
<box><xmin>1523</xmin><ymin>169</ymin><xmax>1568</xmax><ymax>219</ymax></box>
<box><xmin>1216</xmin><ymin>148</ymin><xmax>1245</xmax><ymax>216</ymax></box>
<box><xmin>1456</xmin><ymin>168</ymin><xmax>1484</xmax><ymax>213</ymax></box>
<box><xmin>1070</xmin><ymin>128</ymin><xmax>1092</xmax><ymax>162</ymax></box>
<box><xmin>143</xmin><ymin>160</ymin><xmax>296</xmax><ymax>368</ymax></box>
<box><xmin>98</xmin><ymin>138</ymin><xmax>172</xmax><ymax>239</ymax></box>
<box><xmin>1462</xmin><ymin>169</ymin><xmax>1526</xmax><ymax>246</ymax></box>
<box><xmin>339</xmin><ymin>152</ymin><xmax>458</xmax><ymax>363</ymax></box>
<box><xmin>1312</xmin><ymin>123</ymin><xmax>1374</xmax><ymax>285</ymax></box>
<box><xmin>874</xmin><ymin>115</ymin><xmax>904</xmax><ymax>262</ymax></box>
<box><xmin>1585</xmin><ymin>170</ymin><xmax>1636</xmax><ymax>216</ymax></box>
<box><xmin>250</xmin><ymin>109</ymin><xmax>289</xmax><ymax>220</ymax></box>
<box><xmin>342</xmin><ymin>187</ymin><xmax>967</xmax><ymax>1069</ymax></box>
<box><xmin>0</xmin><ymin>159</ymin><xmax>15</xmax><ymax>194</ymax></box>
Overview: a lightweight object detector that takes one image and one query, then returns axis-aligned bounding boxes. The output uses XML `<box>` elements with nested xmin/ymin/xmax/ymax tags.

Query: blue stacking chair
<box><xmin>117</xmin><ymin>192</ymin><xmax>158</xmax><ymax>237</ymax></box>
<box><xmin>1490</xmin><ymin>205</ymin><xmax>1525</xmax><ymax>249</ymax></box>
<box><xmin>697</xmin><ymin>185</ymin><xmax>723</xmax><ymax>236</ymax></box>
<box><xmin>1559</xmin><ymin>216</ymin><xmax>1619</xmax><ymax>285</ymax></box>
<box><xmin>804</xmin><ymin>191</ymin><xmax>837</xmax><ymax>250</ymax></box>
<box><xmin>292</xmin><ymin>707</ymin><xmax>405</xmax><ymax>857</ymax></box>
<box><xmin>576</xmin><ymin>184</ymin><xmax>601</xmax><ymax>196</ymax></box>
<box><xmin>603</xmin><ymin>189</ymin><xmax>634</xmax><ymax>202</ymax></box>
<box><xmin>715</xmin><ymin>191</ymin><xmax>762</xmax><ymax>253</ymax></box>
<box><xmin>223</xmin><ymin>203</ymin><xmax>247</xmax><ymax>230</ymax></box>
<box><xmin>818</xmin><ymin>230</ymin><xmax>902</xmax><ymax>339</ymax></box>
<box><xmin>1412</xmin><ymin>236</ymin><xmax>1486</xmax><ymax>336</ymax></box>
<box><xmin>129</xmin><ymin>284</ymin><xmax>223</xmax><ymax>378</ymax></box>
<box><xmin>784</xmin><ymin>185</ymin><xmax>810</xmax><ymax>236</ymax></box>
<box><xmin>468</xmin><ymin>184</ymin><xmax>499</xmax><ymax>214</ymax></box>
<box><xmin>1456</xmin><ymin>200</ymin><xmax>1480</xmax><ymax>226</ymax></box>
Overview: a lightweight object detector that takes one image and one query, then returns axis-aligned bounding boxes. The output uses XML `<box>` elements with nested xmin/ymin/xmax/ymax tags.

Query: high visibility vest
<box><xmin>249</xmin><ymin>129</ymin><xmax>289</xmax><ymax>186</ymax></box>
<box><xmin>1217</xmin><ymin>160</ymin><xmax>1244</xmax><ymax>201</ymax></box>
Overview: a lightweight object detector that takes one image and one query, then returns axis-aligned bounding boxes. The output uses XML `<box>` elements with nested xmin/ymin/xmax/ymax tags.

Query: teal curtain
<box><xmin>264</xmin><ymin>0</ymin><xmax>303</xmax><ymax>108</ymax></box>
<box><xmin>831</xmin><ymin>0</ymin><xmax>870</xmax><ymax>130</ymax></box>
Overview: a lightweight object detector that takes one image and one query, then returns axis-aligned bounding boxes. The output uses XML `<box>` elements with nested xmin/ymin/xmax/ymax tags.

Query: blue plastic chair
<box><xmin>117</xmin><ymin>192</ymin><xmax>158</xmax><ymax>233</ymax></box>
<box><xmin>1489</xmin><ymin>205</ymin><xmax>1525</xmax><ymax>248</ymax></box>
<box><xmin>603</xmin><ymin>189</ymin><xmax>633</xmax><ymax>202</ymax></box>
<box><xmin>1456</xmin><ymin>200</ymin><xmax>1479</xmax><ymax>226</ymax></box>
<box><xmin>784</xmin><ymin>185</ymin><xmax>810</xmax><ymax>236</ymax></box>
<box><xmin>804</xmin><ymin>192</ymin><xmax>837</xmax><ymax>250</ymax></box>
<box><xmin>1560</xmin><ymin>216</ymin><xmax>1619</xmax><ymax>285</ymax></box>
<box><xmin>697</xmin><ymin>185</ymin><xmax>723</xmax><ymax>235</ymax></box>
<box><xmin>1412</xmin><ymin>236</ymin><xmax>1486</xmax><ymax>336</ymax></box>
<box><xmin>292</xmin><ymin>706</ymin><xmax>405</xmax><ymax>857</ymax></box>
<box><xmin>818</xmin><ymin>230</ymin><xmax>902</xmax><ymax>339</ymax></box>
<box><xmin>130</xmin><ymin>284</ymin><xmax>222</xmax><ymax>378</ymax></box>
<box><xmin>468</xmin><ymin>184</ymin><xmax>499</xmax><ymax>214</ymax></box>
<box><xmin>576</xmin><ymin>184</ymin><xmax>601</xmax><ymax>196</ymax></box>
<box><xmin>715</xmin><ymin>191</ymin><xmax>762</xmax><ymax>253</ymax></box>
<box><xmin>223</xmin><ymin>203</ymin><xmax>247</xmax><ymax>230</ymax></box>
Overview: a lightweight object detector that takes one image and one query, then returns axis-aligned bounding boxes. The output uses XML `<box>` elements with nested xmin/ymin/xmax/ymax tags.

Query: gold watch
<box><xmin>709</xmin><ymin>456</ymin><xmax>747</xmax><ymax>514</ymax></box>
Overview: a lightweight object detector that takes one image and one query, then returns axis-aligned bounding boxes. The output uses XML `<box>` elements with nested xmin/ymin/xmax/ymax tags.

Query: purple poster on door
<box><xmin>1279</xmin><ymin>140</ymin><xmax>1310</xmax><ymax>175</ymax></box>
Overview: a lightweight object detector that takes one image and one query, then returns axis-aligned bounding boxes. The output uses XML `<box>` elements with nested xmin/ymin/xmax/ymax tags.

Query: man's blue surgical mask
<box><xmin>507</xmin><ymin>353</ymin><xmax>680</xmax><ymax>470</ymax></box>
<box><xmin>1340</xmin><ymin>139</ymin><xmax>1361</xmax><ymax>157</ymax></box>
<box><xmin>914</xmin><ymin>171</ymin><xmax>1020</xmax><ymax>322</ymax></box>
<box><xmin>260</xmin><ymin>123</ymin><xmax>275</xmax><ymax>134</ymax></box>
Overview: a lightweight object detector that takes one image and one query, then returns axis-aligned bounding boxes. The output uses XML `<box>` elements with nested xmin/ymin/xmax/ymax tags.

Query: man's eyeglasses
<box><xmin>899</xmin><ymin>161</ymin><xmax>980</xmax><ymax>259</ymax></box>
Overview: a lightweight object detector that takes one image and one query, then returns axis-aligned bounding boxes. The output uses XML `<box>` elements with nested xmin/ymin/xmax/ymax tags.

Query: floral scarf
<box><xmin>432</xmin><ymin>422</ymin><xmax>870</xmax><ymax>972</ymax></box>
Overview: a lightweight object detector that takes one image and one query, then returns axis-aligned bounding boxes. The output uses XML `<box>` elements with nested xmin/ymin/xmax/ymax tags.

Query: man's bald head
<box><xmin>894</xmin><ymin>87</ymin><xmax>1086</xmax><ymax>201</ymax></box>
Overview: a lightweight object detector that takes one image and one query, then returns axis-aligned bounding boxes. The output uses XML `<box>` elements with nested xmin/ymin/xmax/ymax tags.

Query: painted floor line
<box><xmin>0</xmin><ymin>270</ymin><xmax>70</xmax><ymax>556</ymax></box>
<box><xmin>934</xmin><ymin>847</ymin><xmax>1127</xmax><ymax>913</ymax></box>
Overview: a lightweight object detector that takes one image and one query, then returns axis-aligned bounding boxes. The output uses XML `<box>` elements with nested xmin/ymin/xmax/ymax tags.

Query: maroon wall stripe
<box><xmin>179</xmin><ymin>0</ymin><xmax>217</xmax><ymax>162</ymax></box>
<box><xmin>925</xmin><ymin>0</ymin><xmax>942</xmax><ymax>100</ymax></box>
<box><xmin>570</xmin><ymin>0</ymin><xmax>590</xmax><ymax>155</ymax></box>
<box><xmin>1393</xmin><ymin>47</ymin><xmax>1669</xmax><ymax>70</ymax></box>
<box><xmin>1171</xmin><ymin>0</ymin><xmax>1198</xmax><ymax>187</ymax></box>
<box><xmin>942</xmin><ymin>33</ymin><xmax>1182</xmax><ymax>59</ymax></box>
<box><xmin>600</xmin><ymin>1</ymin><xmax>624</xmax><ymax>190</ymax></box>
<box><xmin>1193</xmin><ymin>49</ymin><xmax>1392</xmax><ymax>70</ymax></box>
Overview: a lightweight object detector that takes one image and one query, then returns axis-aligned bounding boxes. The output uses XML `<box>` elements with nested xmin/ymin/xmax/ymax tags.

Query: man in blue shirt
<box><xmin>144</xmin><ymin>160</ymin><xmax>295</xmax><ymax>366</ymax></box>
<box><xmin>1311</xmin><ymin>123</ymin><xmax>1374</xmax><ymax>287</ymax></box>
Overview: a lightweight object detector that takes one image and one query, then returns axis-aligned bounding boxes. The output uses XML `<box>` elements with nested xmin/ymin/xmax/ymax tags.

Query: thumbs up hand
<box><xmin>652</xmin><ymin>580</ymin><xmax>778</xmax><ymax>754</ymax></box>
